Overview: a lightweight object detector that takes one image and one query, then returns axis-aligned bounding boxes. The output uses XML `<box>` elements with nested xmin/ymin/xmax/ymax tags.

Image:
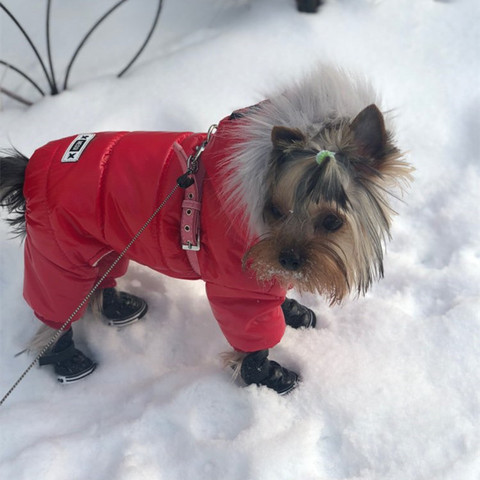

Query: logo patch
<box><xmin>61</xmin><ymin>133</ymin><xmax>96</xmax><ymax>163</ymax></box>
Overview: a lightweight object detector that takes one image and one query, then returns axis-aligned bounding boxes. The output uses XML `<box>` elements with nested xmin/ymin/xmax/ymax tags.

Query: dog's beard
<box><xmin>243</xmin><ymin>236</ymin><xmax>350</xmax><ymax>305</ymax></box>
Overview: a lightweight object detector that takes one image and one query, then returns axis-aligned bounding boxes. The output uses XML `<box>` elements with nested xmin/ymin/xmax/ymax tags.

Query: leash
<box><xmin>0</xmin><ymin>125</ymin><xmax>217</xmax><ymax>407</ymax></box>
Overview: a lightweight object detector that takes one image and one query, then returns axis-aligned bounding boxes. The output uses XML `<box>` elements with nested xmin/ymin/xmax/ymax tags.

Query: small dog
<box><xmin>0</xmin><ymin>66</ymin><xmax>412</xmax><ymax>394</ymax></box>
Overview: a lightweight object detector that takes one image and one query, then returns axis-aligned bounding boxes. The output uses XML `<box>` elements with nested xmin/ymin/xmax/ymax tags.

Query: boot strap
<box><xmin>39</xmin><ymin>344</ymin><xmax>77</xmax><ymax>366</ymax></box>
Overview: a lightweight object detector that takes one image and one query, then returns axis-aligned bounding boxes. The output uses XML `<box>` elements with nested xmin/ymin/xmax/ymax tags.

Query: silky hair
<box><xmin>220</xmin><ymin>65</ymin><xmax>413</xmax><ymax>302</ymax></box>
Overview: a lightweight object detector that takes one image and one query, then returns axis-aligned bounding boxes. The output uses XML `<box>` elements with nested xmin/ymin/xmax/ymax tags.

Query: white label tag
<box><xmin>61</xmin><ymin>133</ymin><xmax>96</xmax><ymax>163</ymax></box>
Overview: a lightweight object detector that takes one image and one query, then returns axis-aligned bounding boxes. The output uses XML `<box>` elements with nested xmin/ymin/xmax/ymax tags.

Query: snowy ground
<box><xmin>1</xmin><ymin>0</ymin><xmax>479</xmax><ymax>479</ymax></box>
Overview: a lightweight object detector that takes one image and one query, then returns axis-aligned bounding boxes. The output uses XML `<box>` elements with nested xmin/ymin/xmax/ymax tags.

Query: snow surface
<box><xmin>1</xmin><ymin>0</ymin><xmax>479</xmax><ymax>479</ymax></box>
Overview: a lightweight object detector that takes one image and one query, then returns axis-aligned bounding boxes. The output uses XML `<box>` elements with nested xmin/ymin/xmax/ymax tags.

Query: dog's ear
<box><xmin>271</xmin><ymin>126</ymin><xmax>306</xmax><ymax>150</ymax></box>
<box><xmin>350</xmin><ymin>105</ymin><xmax>387</xmax><ymax>159</ymax></box>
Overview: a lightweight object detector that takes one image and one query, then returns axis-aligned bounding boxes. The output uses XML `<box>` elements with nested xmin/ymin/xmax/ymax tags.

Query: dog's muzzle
<box><xmin>279</xmin><ymin>248</ymin><xmax>305</xmax><ymax>271</ymax></box>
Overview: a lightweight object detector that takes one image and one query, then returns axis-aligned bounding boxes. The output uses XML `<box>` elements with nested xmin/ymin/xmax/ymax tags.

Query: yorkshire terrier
<box><xmin>0</xmin><ymin>66</ymin><xmax>412</xmax><ymax>395</ymax></box>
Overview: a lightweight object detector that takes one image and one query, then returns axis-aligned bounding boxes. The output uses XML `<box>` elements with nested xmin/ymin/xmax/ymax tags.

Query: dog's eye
<box><xmin>270</xmin><ymin>204</ymin><xmax>284</xmax><ymax>220</ymax></box>
<box><xmin>321</xmin><ymin>214</ymin><xmax>343</xmax><ymax>232</ymax></box>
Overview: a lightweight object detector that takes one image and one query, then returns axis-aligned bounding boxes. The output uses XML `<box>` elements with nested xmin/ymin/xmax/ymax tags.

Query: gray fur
<box><xmin>220</xmin><ymin>350</ymin><xmax>247</xmax><ymax>381</ymax></box>
<box><xmin>220</xmin><ymin>65</ymin><xmax>382</xmax><ymax>236</ymax></box>
<box><xmin>27</xmin><ymin>324</ymin><xmax>58</xmax><ymax>354</ymax></box>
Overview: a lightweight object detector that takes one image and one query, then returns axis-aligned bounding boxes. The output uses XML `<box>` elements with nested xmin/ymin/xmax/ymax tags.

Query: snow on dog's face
<box><xmin>243</xmin><ymin>105</ymin><xmax>413</xmax><ymax>303</ymax></box>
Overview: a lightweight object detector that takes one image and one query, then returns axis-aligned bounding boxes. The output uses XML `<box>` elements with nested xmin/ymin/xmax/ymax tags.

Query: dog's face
<box><xmin>243</xmin><ymin>105</ymin><xmax>413</xmax><ymax>303</ymax></box>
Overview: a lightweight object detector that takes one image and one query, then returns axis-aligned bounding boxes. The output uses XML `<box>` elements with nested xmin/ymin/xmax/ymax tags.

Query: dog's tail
<box><xmin>0</xmin><ymin>149</ymin><xmax>29</xmax><ymax>237</ymax></box>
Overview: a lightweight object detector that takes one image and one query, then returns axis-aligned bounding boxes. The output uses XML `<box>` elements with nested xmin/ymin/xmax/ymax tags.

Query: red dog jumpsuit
<box><xmin>22</xmin><ymin>114</ymin><xmax>287</xmax><ymax>353</ymax></box>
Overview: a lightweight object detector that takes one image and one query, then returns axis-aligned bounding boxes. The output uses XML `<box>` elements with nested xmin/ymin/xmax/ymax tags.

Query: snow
<box><xmin>0</xmin><ymin>0</ymin><xmax>479</xmax><ymax>478</ymax></box>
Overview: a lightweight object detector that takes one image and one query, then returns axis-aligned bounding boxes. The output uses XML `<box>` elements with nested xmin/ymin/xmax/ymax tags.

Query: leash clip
<box><xmin>187</xmin><ymin>124</ymin><xmax>217</xmax><ymax>175</ymax></box>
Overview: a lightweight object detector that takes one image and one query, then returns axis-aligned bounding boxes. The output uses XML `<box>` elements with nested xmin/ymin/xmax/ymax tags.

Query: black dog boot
<box><xmin>102</xmin><ymin>288</ymin><xmax>148</xmax><ymax>327</ymax></box>
<box><xmin>296</xmin><ymin>0</ymin><xmax>322</xmax><ymax>13</ymax></box>
<box><xmin>39</xmin><ymin>328</ymin><xmax>96</xmax><ymax>383</ymax></box>
<box><xmin>282</xmin><ymin>298</ymin><xmax>316</xmax><ymax>329</ymax></box>
<box><xmin>240</xmin><ymin>350</ymin><xmax>299</xmax><ymax>395</ymax></box>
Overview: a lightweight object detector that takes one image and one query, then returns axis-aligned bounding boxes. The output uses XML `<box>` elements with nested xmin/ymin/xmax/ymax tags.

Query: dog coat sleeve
<box><xmin>205</xmin><ymin>282</ymin><xmax>286</xmax><ymax>353</ymax></box>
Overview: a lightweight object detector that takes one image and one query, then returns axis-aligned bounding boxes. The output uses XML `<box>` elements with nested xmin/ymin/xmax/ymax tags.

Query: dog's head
<box><xmin>242</xmin><ymin>104</ymin><xmax>412</xmax><ymax>303</ymax></box>
<box><xmin>219</xmin><ymin>66</ymin><xmax>413</xmax><ymax>302</ymax></box>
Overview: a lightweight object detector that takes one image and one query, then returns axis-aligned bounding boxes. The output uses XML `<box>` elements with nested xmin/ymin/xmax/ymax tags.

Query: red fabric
<box><xmin>22</xmin><ymin>117</ymin><xmax>286</xmax><ymax>352</ymax></box>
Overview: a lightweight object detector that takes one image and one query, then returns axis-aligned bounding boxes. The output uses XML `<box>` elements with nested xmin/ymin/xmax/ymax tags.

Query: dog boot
<box><xmin>39</xmin><ymin>328</ymin><xmax>96</xmax><ymax>384</ymax></box>
<box><xmin>296</xmin><ymin>0</ymin><xmax>322</xmax><ymax>13</ymax></box>
<box><xmin>102</xmin><ymin>288</ymin><xmax>148</xmax><ymax>327</ymax></box>
<box><xmin>240</xmin><ymin>349</ymin><xmax>299</xmax><ymax>395</ymax></box>
<box><xmin>282</xmin><ymin>298</ymin><xmax>316</xmax><ymax>329</ymax></box>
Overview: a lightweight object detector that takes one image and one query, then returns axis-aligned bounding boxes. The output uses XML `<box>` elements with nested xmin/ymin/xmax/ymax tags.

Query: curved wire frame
<box><xmin>118</xmin><ymin>0</ymin><xmax>163</xmax><ymax>78</ymax></box>
<box><xmin>0</xmin><ymin>0</ymin><xmax>163</xmax><ymax>105</ymax></box>
<box><xmin>46</xmin><ymin>0</ymin><xmax>58</xmax><ymax>94</ymax></box>
<box><xmin>0</xmin><ymin>2</ymin><xmax>54</xmax><ymax>92</ymax></box>
<box><xmin>0</xmin><ymin>60</ymin><xmax>46</xmax><ymax>96</ymax></box>
<box><xmin>0</xmin><ymin>87</ymin><xmax>33</xmax><ymax>106</ymax></box>
<box><xmin>62</xmin><ymin>0</ymin><xmax>129</xmax><ymax>90</ymax></box>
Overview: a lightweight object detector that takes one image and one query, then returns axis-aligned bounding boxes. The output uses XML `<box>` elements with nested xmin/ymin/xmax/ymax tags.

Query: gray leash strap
<box><xmin>0</xmin><ymin>183</ymin><xmax>181</xmax><ymax>407</ymax></box>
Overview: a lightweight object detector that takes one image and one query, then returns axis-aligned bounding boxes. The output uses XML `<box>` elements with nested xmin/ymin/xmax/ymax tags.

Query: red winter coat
<box><xmin>23</xmin><ymin>114</ymin><xmax>287</xmax><ymax>352</ymax></box>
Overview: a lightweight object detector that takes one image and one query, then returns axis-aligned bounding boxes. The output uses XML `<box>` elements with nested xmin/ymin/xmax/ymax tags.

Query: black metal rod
<box><xmin>117</xmin><ymin>0</ymin><xmax>163</xmax><ymax>78</ymax></box>
<box><xmin>46</xmin><ymin>0</ymin><xmax>58</xmax><ymax>94</ymax></box>
<box><xmin>0</xmin><ymin>59</ymin><xmax>46</xmax><ymax>96</ymax></box>
<box><xmin>0</xmin><ymin>2</ymin><xmax>54</xmax><ymax>92</ymax></box>
<box><xmin>0</xmin><ymin>86</ymin><xmax>33</xmax><ymax>106</ymax></box>
<box><xmin>63</xmin><ymin>0</ymin><xmax>129</xmax><ymax>90</ymax></box>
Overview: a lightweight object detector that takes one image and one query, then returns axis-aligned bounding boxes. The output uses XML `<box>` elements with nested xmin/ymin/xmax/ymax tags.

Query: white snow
<box><xmin>0</xmin><ymin>0</ymin><xmax>479</xmax><ymax>479</ymax></box>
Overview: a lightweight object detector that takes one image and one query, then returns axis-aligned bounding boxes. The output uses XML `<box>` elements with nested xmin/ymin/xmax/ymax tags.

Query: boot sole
<box><xmin>57</xmin><ymin>363</ymin><xmax>97</xmax><ymax>384</ymax></box>
<box><xmin>277</xmin><ymin>375</ymin><xmax>301</xmax><ymax>396</ymax></box>
<box><xmin>305</xmin><ymin>309</ymin><xmax>316</xmax><ymax>329</ymax></box>
<box><xmin>106</xmin><ymin>302</ymin><xmax>148</xmax><ymax>327</ymax></box>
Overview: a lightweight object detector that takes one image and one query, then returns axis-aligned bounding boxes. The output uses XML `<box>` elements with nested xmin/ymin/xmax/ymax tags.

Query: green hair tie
<box><xmin>316</xmin><ymin>150</ymin><xmax>336</xmax><ymax>165</ymax></box>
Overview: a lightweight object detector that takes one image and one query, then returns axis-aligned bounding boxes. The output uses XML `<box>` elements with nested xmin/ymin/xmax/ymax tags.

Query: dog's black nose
<box><xmin>279</xmin><ymin>249</ymin><xmax>304</xmax><ymax>271</ymax></box>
